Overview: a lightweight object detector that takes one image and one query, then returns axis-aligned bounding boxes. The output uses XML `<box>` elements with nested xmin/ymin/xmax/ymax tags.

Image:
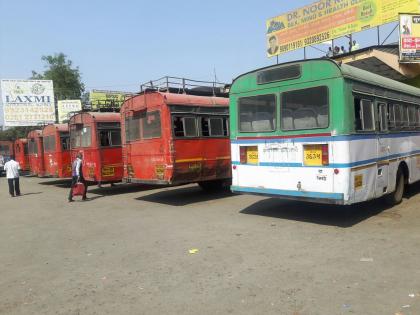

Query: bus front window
<box><xmin>281</xmin><ymin>86</ymin><xmax>329</xmax><ymax>131</ymax></box>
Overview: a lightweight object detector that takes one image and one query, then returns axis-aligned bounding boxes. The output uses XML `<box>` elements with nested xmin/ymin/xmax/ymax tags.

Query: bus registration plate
<box><xmin>303</xmin><ymin>145</ymin><xmax>322</xmax><ymax>166</ymax></box>
<box><xmin>246</xmin><ymin>146</ymin><xmax>259</xmax><ymax>164</ymax></box>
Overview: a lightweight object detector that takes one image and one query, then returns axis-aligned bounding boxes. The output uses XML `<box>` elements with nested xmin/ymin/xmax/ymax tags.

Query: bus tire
<box><xmin>385</xmin><ymin>168</ymin><xmax>405</xmax><ymax>206</ymax></box>
<box><xmin>198</xmin><ymin>179</ymin><xmax>230</xmax><ymax>191</ymax></box>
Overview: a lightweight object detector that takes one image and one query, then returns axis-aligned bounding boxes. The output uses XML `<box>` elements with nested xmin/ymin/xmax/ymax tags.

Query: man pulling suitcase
<box><xmin>68</xmin><ymin>152</ymin><xmax>88</xmax><ymax>202</ymax></box>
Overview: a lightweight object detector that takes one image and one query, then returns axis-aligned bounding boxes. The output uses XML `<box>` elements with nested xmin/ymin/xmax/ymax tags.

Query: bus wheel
<box><xmin>385</xmin><ymin>168</ymin><xmax>405</xmax><ymax>206</ymax></box>
<box><xmin>198</xmin><ymin>179</ymin><xmax>231</xmax><ymax>192</ymax></box>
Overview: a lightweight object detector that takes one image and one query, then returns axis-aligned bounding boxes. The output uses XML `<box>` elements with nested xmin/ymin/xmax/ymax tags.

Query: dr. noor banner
<box><xmin>0</xmin><ymin>79</ymin><xmax>55</xmax><ymax>126</ymax></box>
<box><xmin>57</xmin><ymin>99</ymin><xmax>82</xmax><ymax>123</ymax></box>
<box><xmin>399</xmin><ymin>13</ymin><xmax>420</xmax><ymax>62</ymax></box>
<box><xmin>266</xmin><ymin>0</ymin><xmax>420</xmax><ymax>56</ymax></box>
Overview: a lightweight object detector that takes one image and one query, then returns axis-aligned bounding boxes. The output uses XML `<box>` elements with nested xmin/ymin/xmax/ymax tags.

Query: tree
<box><xmin>0</xmin><ymin>127</ymin><xmax>34</xmax><ymax>141</ymax></box>
<box><xmin>31</xmin><ymin>53</ymin><xmax>85</xmax><ymax>100</ymax></box>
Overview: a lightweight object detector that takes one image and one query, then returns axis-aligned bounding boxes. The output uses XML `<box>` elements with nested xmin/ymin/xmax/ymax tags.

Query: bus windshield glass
<box><xmin>281</xmin><ymin>86</ymin><xmax>329</xmax><ymax>131</ymax></box>
<box><xmin>238</xmin><ymin>94</ymin><xmax>276</xmax><ymax>132</ymax></box>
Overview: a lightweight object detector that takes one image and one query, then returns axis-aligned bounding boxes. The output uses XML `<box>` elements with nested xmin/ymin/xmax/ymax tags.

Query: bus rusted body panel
<box><xmin>69</xmin><ymin>112</ymin><xmax>123</xmax><ymax>183</ymax></box>
<box><xmin>27</xmin><ymin>130</ymin><xmax>45</xmax><ymax>176</ymax></box>
<box><xmin>121</xmin><ymin>92</ymin><xmax>231</xmax><ymax>186</ymax></box>
<box><xmin>14</xmin><ymin>139</ymin><xmax>29</xmax><ymax>171</ymax></box>
<box><xmin>42</xmin><ymin>124</ymin><xmax>71</xmax><ymax>178</ymax></box>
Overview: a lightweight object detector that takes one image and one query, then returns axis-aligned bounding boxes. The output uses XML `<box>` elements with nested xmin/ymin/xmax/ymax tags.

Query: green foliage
<box><xmin>0</xmin><ymin>127</ymin><xmax>35</xmax><ymax>141</ymax></box>
<box><xmin>31</xmin><ymin>53</ymin><xmax>85</xmax><ymax>100</ymax></box>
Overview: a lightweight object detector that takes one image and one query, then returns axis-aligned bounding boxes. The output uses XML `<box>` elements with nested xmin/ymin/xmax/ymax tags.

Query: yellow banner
<box><xmin>266</xmin><ymin>0</ymin><xmax>420</xmax><ymax>56</ymax></box>
<box><xmin>89</xmin><ymin>90</ymin><xmax>133</xmax><ymax>110</ymax></box>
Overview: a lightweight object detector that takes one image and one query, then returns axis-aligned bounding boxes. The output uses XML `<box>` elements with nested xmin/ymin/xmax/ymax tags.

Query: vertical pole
<box><xmin>304</xmin><ymin>47</ymin><xmax>307</xmax><ymax>59</ymax></box>
<box><xmin>276</xmin><ymin>55</ymin><xmax>279</xmax><ymax>64</ymax></box>
<box><xmin>377</xmin><ymin>26</ymin><xmax>380</xmax><ymax>45</ymax></box>
<box><xmin>349</xmin><ymin>34</ymin><xmax>353</xmax><ymax>52</ymax></box>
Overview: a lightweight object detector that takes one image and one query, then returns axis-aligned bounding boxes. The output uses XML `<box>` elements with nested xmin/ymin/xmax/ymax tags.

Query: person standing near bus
<box><xmin>68</xmin><ymin>152</ymin><xmax>87</xmax><ymax>202</ymax></box>
<box><xmin>4</xmin><ymin>155</ymin><xmax>21</xmax><ymax>197</ymax></box>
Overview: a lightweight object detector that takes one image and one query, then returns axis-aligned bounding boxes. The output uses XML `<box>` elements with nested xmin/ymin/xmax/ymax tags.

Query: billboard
<box><xmin>0</xmin><ymin>79</ymin><xmax>55</xmax><ymax>126</ymax></box>
<box><xmin>57</xmin><ymin>99</ymin><xmax>82</xmax><ymax>123</ymax></box>
<box><xmin>399</xmin><ymin>13</ymin><xmax>420</xmax><ymax>62</ymax></box>
<box><xmin>266</xmin><ymin>0</ymin><xmax>420</xmax><ymax>56</ymax></box>
<box><xmin>89</xmin><ymin>90</ymin><xmax>132</xmax><ymax>110</ymax></box>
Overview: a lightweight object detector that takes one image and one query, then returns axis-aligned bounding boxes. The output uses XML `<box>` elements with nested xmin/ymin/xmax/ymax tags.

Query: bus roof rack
<box><xmin>140</xmin><ymin>76</ymin><xmax>230</xmax><ymax>97</ymax></box>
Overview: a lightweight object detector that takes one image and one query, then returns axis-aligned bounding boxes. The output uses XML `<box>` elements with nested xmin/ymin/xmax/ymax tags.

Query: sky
<box><xmin>0</xmin><ymin>0</ymin><xmax>400</xmax><ymax>126</ymax></box>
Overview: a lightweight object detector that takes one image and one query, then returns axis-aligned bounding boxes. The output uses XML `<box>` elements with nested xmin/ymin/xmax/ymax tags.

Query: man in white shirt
<box><xmin>4</xmin><ymin>155</ymin><xmax>21</xmax><ymax>197</ymax></box>
<box><xmin>68</xmin><ymin>152</ymin><xmax>87</xmax><ymax>202</ymax></box>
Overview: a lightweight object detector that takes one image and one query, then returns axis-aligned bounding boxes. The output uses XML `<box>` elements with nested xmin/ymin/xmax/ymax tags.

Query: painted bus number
<box><xmin>303</xmin><ymin>145</ymin><xmax>322</xmax><ymax>166</ymax></box>
<box><xmin>102</xmin><ymin>166</ymin><xmax>115</xmax><ymax>177</ymax></box>
<box><xmin>354</xmin><ymin>174</ymin><xmax>363</xmax><ymax>190</ymax></box>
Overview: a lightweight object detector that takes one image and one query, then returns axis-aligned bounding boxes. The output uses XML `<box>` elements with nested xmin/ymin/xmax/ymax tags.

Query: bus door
<box><xmin>376</xmin><ymin>102</ymin><xmax>390</xmax><ymax>196</ymax></box>
<box><xmin>98</xmin><ymin>123</ymin><xmax>121</xmax><ymax>180</ymax></box>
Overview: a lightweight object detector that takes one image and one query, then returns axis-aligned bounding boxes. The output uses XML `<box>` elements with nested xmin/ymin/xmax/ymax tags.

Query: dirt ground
<box><xmin>0</xmin><ymin>176</ymin><xmax>419</xmax><ymax>315</ymax></box>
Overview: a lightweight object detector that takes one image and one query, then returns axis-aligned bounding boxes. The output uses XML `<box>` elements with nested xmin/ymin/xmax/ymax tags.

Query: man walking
<box><xmin>4</xmin><ymin>155</ymin><xmax>21</xmax><ymax>197</ymax></box>
<box><xmin>68</xmin><ymin>152</ymin><xmax>88</xmax><ymax>202</ymax></box>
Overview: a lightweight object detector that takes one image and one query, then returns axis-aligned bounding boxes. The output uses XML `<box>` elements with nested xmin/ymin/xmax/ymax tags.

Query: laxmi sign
<box><xmin>0</xmin><ymin>79</ymin><xmax>55</xmax><ymax>126</ymax></box>
<box><xmin>266</xmin><ymin>0</ymin><xmax>420</xmax><ymax>56</ymax></box>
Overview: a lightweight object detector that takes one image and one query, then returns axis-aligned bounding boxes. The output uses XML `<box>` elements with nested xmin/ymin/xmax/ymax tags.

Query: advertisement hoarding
<box><xmin>266</xmin><ymin>0</ymin><xmax>420</xmax><ymax>56</ymax></box>
<box><xmin>89</xmin><ymin>90</ymin><xmax>132</xmax><ymax>110</ymax></box>
<box><xmin>57</xmin><ymin>99</ymin><xmax>82</xmax><ymax>123</ymax></box>
<box><xmin>0</xmin><ymin>79</ymin><xmax>55</xmax><ymax>126</ymax></box>
<box><xmin>399</xmin><ymin>13</ymin><xmax>420</xmax><ymax>62</ymax></box>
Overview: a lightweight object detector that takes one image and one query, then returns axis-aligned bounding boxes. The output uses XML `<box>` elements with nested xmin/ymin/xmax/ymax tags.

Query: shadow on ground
<box><xmin>136</xmin><ymin>185</ymin><xmax>234</xmax><ymax>206</ymax></box>
<box><xmin>88</xmin><ymin>183</ymin><xmax>158</xmax><ymax>196</ymax></box>
<box><xmin>38</xmin><ymin>179</ymin><xmax>72</xmax><ymax>188</ymax></box>
<box><xmin>19</xmin><ymin>192</ymin><xmax>43</xmax><ymax>196</ymax></box>
<box><xmin>240</xmin><ymin>181</ymin><xmax>420</xmax><ymax>228</ymax></box>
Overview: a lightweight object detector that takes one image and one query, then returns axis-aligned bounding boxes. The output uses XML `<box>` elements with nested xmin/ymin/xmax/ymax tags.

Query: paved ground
<box><xmin>0</xmin><ymin>176</ymin><xmax>419</xmax><ymax>315</ymax></box>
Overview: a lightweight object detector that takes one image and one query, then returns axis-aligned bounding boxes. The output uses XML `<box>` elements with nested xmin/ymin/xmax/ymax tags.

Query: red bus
<box><xmin>0</xmin><ymin>140</ymin><xmax>14</xmax><ymax>175</ymax></box>
<box><xmin>42</xmin><ymin>124</ymin><xmax>72</xmax><ymax>178</ymax></box>
<box><xmin>69</xmin><ymin>112</ymin><xmax>123</xmax><ymax>184</ymax></box>
<box><xmin>27</xmin><ymin>130</ymin><xmax>45</xmax><ymax>176</ymax></box>
<box><xmin>121</xmin><ymin>77</ymin><xmax>231</xmax><ymax>189</ymax></box>
<box><xmin>14</xmin><ymin>138</ymin><xmax>29</xmax><ymax>172</ymax></box>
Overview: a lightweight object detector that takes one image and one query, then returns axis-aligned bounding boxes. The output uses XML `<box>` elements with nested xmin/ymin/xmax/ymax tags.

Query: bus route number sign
<box><xmin>303</xmin><ymin>145</ymin><xmax>322</xmax><ymax>166</ymax></box>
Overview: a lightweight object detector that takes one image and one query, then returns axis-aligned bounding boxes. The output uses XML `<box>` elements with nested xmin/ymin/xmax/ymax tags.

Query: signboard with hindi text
<box><xmin>57</xmin><ymin>99</ymin><xmax>82</xmax><ymax>123</ymax></box>
<box><xmin>0</xmin><ymin>79</ymin><xmax>55</xmax><ymax>126</ymax></box>
<box><xmin>266</xmin><ymin>0</ymin><xmax>420</xmax><ymax>56</ymax></box>
<box><xmin>399</xmin><ymin>13</ymin><xmax>420</xmax><ymax>62</ymax></box>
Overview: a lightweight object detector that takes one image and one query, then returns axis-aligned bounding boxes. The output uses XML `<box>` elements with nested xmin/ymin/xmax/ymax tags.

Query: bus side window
<box><xmin>355</xmin><ymin>98</ymin><xmax>375</xmax><ymax>131</ymax></box>
<box><xmin>378</xmin><ymin>102</ymin><xmax>388</xmax><ymax>132</ymax></box>
<box><xmin>401</xmin><ymin>104</ymin><xmax>409</xmax><ymax>129</ymax></box>
<box><xmin>172</xmin><ymin>116</ymin><xmax>198</xmax><ymax>137</ymax></box>
<box><xmin>209</xmin><ymin>117</ymin><xmax>224</xmax><ymax>136</ymax></box>
<box><xmin>201</xmin><ymin>117</ymin><xmax>210</xmax><ymax>136</ymax></box>
<box><xmin>222</xmin><ymin>117</ymin><xmax>229</xmax><ymax>136</ymax></box>
<box><xmin>388</xmin><ymin>104</ymin><xmax>396</xmax><ymax>130</ymax></box>
<box><xmin>408</xmin><ymin>105</ymin><xmax>417</xmax><ymax>128</ymax></box>
<box><xmin>173</xmin><ymin>117</ymin><xmax>185</xmax><ymax>137</ymax></box>
<box><xmin>417</xmin><ymin>107</ymin><xmax>420</xmax><ymax>129</ymax></box>
<box><xmin>184</xmin><ymin>117</ymin><xmax>198</xmax><ymax>137</ymax></box>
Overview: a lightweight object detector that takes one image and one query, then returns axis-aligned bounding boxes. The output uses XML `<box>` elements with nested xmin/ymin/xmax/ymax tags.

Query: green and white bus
<box><xmin>229</xmin><ymin>59</ymin><xmax>420</xmax><ymax>205</ymax></box>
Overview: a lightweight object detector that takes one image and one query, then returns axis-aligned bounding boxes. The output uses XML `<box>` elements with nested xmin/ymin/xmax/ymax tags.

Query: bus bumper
<box><xmin>231</xmin><ymin>185</ymin><xmax>345</xmax><ymax>205</ymax></box>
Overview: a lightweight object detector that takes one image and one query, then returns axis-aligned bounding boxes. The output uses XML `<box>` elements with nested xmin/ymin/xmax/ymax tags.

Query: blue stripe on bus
<box><xmin>231</xmin><ymin>185</ymin><xmax>344</xmax><ymax>200</ymax></box>
<box><xmin>232</xmin><ymin>149</ymin><xmax>420</xmax><ymax>169</ymax></box>
<box><xmin>231</xmin><ymin>131</ymin><xmax>420</xmax><ymax>144</ymax></box>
